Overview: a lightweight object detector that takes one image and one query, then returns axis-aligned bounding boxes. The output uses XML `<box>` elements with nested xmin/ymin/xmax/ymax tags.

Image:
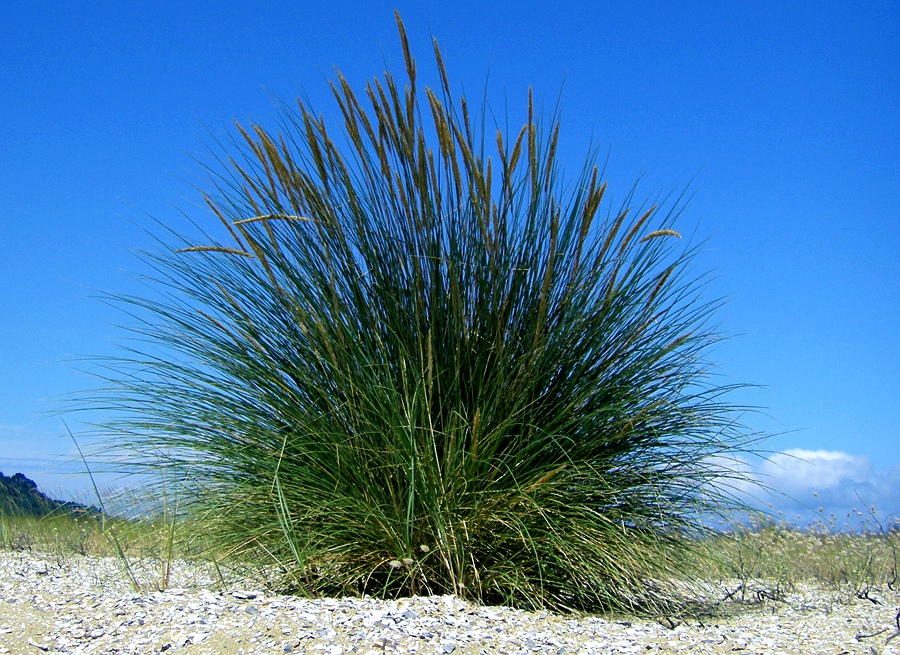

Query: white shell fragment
<box><xmin>2</xmin><ymin>551</ymin><xmax>900</xmax><ymax>654</ymax></box>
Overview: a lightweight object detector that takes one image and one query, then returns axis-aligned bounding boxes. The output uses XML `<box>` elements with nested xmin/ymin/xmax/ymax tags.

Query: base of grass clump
<box><xmin>218</xmin><ymin>498</ymin><xmax>711</xmax><ymax>615</ymax></box>
<box><xmin>88</xmin><ymin>12</ymin><xmax>757</xmax><ymax>615</ymax></box>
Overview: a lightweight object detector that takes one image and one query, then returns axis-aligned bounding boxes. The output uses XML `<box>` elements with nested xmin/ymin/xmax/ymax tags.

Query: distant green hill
<box><xmin>0</xmin><ymin>471</ymin><xmax>96</xmax><ymax>517</ymax></box>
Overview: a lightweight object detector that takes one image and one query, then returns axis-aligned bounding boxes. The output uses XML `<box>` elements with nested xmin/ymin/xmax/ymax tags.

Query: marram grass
<box><xmin>90</xmin><ymin>13</ymin><xmax>754</xmax><ymax>614</ymax></box>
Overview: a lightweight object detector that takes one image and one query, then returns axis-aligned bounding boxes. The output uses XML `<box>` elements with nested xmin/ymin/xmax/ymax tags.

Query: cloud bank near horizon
<box><xmin>732</xmin><ymin>448</ymin><xmax>900</xmax><ymax>528</ymax></box>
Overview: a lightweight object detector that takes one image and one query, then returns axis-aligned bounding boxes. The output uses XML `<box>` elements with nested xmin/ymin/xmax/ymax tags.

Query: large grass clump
<box><xmin>95</xmin><ymin>14</ymin><xmax>752</xmax><ymax>613</ymax></box>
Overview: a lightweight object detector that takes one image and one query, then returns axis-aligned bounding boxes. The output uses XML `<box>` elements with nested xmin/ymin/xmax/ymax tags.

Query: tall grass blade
<box><xmin>66</xmin><ymin>422</ymin><xmax>141</xmax><ymax>592</ymax></box>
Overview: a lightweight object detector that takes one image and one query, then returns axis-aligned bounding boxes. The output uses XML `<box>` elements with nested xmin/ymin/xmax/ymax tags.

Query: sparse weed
<box><xmin>697</xmin><ymin>506</ymin><xmax>900</xmax><ymax>606</ymax></box>
<box><xmin>0</xmin><ymin>510</ymin><xmax>117</xmax><ymax>558</ymax></box>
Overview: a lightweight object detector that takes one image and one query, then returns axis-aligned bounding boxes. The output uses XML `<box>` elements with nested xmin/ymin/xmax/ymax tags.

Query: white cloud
<box><xmin>729</xmin><ymin>449</ymin><xmax>900</xmax><ymax>528</ymax></box>
<box><xmin>758</xmin><ymin>449</ymin><xmax>873</xmax><ymax>493</ymax></box>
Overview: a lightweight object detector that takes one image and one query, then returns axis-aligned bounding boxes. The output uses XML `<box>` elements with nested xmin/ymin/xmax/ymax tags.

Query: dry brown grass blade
<box><xmin>544</xmin><ymin>121</ymin><xmax>560</xmax><ymax>190</ymax></box>
<box><xmin>176</xmin><ymin>245</ymin><xmax>254</xmax><ymax>257</ymax></box>
<box><xmin>204</xmin><ymin>195</ymin><xmax>248</xmax><ymax>251</ymax></box>
<box><xmin>395</xmin><ymin>10</ymin><xmax>415</xmax><ymax>89</ymax></box>
<box><xmin>567</xmin><ymin>172</ymin><xmax>606</xmax><ymax>291</ymax></box>
<box><xmin>233</xmin><ymin>214</ymin><xmax>311</xmax><ymax>225</ymax></box>
<box><xmin>532</xmin><ymin>199</ymin><xmax>560</xmax><ymax>350</ymax></box>
<box><xmin>527</xmin><ymin>89</ymin><xmax>538</xmax><ymax>192</ymax></box>
<box><xmin>619</xmin><ymin>206</ymin><xmax>657</xmax><ymax>257</ymax></box>
<box><xmin>595</xmin><ymin>207</ymin><xmax>629</xmax><ymax>273</ymax></box>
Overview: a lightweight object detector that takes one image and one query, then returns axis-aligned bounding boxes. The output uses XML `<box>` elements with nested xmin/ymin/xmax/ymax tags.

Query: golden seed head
<box><xmin>639</xmin><ymin>229</ymin><xmax>682</xmax><ymax>243</ymax></box>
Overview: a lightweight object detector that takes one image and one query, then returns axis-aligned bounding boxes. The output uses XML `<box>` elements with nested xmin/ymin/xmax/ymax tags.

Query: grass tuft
<box><xmin>86</xmin><ymin>13</ymin><xmax>756</xmax><ymax>614</ymax></box>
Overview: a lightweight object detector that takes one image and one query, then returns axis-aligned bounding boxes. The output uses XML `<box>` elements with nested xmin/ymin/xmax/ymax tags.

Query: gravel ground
<box><xmin>2</xmin><ymin>551</ymin><xmax>900</xmax><ymax>654</ymax></box>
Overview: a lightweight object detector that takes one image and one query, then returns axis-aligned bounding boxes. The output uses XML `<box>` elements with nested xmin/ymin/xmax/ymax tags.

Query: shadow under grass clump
<box><xmin>89</xmin><ymin>13</ymin><xmax>756</xmax><ymax>615</ymax></box>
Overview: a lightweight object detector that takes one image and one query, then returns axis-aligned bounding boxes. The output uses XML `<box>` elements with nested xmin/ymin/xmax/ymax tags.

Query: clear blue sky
<box><xmin>2</xmin><ymin>2</ymin><xmax>898</xmax><ymax>525</ymax></box>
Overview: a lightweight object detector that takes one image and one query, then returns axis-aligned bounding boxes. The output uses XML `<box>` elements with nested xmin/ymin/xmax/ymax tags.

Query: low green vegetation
<box><xmin>0</xmin><ymin>510</ymin><xmax>121</xmax><ymax>559</ymax></box>
<box><xmin>0</xmin><ymin>483</ymin><xmax>225</xmax><ymax>592</ymax></box>
<box><xmin>5</xmin><ymin>499</ymin><xmax>899</xmax><ymax>612</ymax></box>
<box><xmin>702</xmin><ymin>512</ymin><xmax>900</xmax><ymax>604</ymax></box>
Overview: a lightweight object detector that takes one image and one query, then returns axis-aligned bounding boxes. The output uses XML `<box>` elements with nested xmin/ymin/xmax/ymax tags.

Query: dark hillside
<box><xmin>0</xmin><ymin>471</ymin><xmax>95</xmax><ymax>517</ymax></box>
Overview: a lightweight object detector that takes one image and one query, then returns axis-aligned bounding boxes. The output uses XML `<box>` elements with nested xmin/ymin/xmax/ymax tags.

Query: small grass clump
<box><xmin>0</xmin><ymin>511</ymin><xmax>107</xmax><ymax>557</ymax></box>
<box><xmin>1</xmin><ymin>491</ymin><xmax>236</xmax><ymax>593</ymax></box>
<box><xmin>704</xmin><ymin>511</ymin><xmax>900</xmax><ymax>604</ymax></box>
<box><xmin>90</xmin><ymin>14</ymin><xmax>754</xmax><ymax>614</ymax></box>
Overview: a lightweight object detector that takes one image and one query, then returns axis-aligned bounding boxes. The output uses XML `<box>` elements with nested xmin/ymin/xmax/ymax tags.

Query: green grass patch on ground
<box><xmin>5</xmin><ymin>506</ymin><xmax>900</xmax><ymax>612</ymax></box>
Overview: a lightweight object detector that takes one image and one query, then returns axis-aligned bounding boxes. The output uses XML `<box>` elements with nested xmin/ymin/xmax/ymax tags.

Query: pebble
<box><xmin>2</xmin><ymin>551</ymin><xmax>900</xmax><ymax>654</ymax></box>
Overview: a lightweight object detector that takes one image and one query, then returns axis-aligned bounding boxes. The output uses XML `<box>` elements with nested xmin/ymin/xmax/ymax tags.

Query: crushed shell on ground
<box><xmin>2</xmin><ymin>551</ymin><xmax>900</xmax><ymax>654</ymax></box>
